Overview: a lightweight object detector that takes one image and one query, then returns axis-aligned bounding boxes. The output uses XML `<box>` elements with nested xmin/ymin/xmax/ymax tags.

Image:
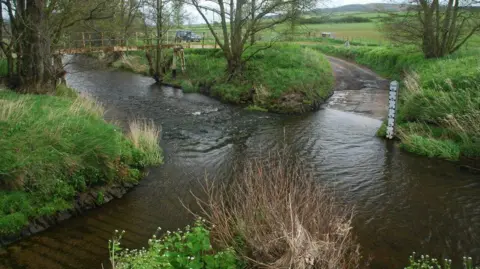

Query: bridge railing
<box><xmin>57</xmin><ymin>30</ymin><xmax>226</xmax><ymax>52</ymax></box>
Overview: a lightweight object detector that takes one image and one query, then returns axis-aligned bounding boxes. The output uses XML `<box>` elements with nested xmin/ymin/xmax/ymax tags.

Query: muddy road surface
<box><xmin>327</xmin><ymin>56</ymin><xmax>389</xmax><ymax>120</ymax></box>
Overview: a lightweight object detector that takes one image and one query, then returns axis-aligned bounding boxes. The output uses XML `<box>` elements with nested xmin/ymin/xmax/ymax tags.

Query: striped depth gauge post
<box><xmin>386</xmin><ymin>81</ymin><xmax>399</xmax><ymax>139</ymax></box>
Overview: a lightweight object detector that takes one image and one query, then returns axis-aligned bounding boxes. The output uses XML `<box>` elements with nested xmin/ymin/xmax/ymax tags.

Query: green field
<box><xmin>170</xmin><ymin>10</ymin><xmax>480</xmax><ymax>47</ymax></box>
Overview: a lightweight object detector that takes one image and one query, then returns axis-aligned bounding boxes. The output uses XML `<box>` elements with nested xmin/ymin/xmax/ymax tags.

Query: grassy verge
<box><xmin>0</xmin><ymin>86</ymin><xmax>163</xmax><ymax>236</ymax></box>
<box><xmin>310</xmin><ymin>44</ymin><xmax>480</xmax><ymax>161</ymax></box>
<box><xmin>117</xmin><ymin>45</ymin><xmax>334</xmax><ymax>113</ymax></box>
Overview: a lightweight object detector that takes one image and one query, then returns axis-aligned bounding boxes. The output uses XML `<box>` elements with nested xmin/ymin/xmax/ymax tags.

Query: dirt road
<box><xmin>326</xmin><ymin>56</ymin><xmax>389</xmax><ymax>120</ymax></box>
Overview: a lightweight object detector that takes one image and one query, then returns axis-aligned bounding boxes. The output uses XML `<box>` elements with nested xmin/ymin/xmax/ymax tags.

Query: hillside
<box><xmin>313</xmin><ymin>3</ymin><xmax>403</xmax><ymax>13</ymax></box>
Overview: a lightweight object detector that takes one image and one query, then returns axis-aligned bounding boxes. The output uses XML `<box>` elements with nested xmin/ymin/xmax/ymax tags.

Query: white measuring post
<box><xmin>386</xmin><ymin>81</ymin><xmax>399</xmax><ymax>139</ymax></box>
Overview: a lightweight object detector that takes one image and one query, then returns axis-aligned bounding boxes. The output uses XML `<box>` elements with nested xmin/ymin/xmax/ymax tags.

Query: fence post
<box><xmin>82</xmin><ymin>32</ymin><xmax>86</xmax><ymax>48</ymax></box>
<box><xmin>386</xmin><ymin>81</ymin><xmax>399</xmax><ymax>139</ymax></box>
<box><xmin>202</xmin><ymin>32</ymin><xmax>205</xmax><ymax>48</ymax></box>
<box><xmin>172</xmin><ymin>48</ymin><xmax>177</xmax><ymax>79</ymax></box>
<box><xmin>214</xmin><ymin>32</ymin><xmax>217</xmax><ymax>48</ymax></box>
<box><xmin>89</xmin><ymin>33</ymin><xmax>92</xmax><ymax>47</ymax></box>
<box><xmin>166</xmin><ymin>31</ymin><xmax>169</xmax><ymax>43</ymax></box>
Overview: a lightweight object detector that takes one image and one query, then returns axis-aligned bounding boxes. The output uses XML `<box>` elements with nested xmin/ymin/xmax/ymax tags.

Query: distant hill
<box><xmin>313</xmin><ymin>3</ymin><xmax>404</xmax><ymax>13</ymax></box>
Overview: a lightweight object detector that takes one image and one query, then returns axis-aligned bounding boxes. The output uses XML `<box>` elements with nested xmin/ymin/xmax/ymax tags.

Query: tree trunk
<box><xmin>154</xmin><ymin>0</ymin><xmax>163</xmax><ymax>83</ymax></box>
<box><xmin>226</xmin><ymin>52</ymin><xmax>243</xmax><ymax>80</ymax></box>
<box><xmin>16</xmin><ymin>0</ymin><xmax>55</xmax><ymax>92</ymax></box>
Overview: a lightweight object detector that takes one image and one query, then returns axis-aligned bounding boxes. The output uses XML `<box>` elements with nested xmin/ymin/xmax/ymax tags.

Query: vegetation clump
<box><xmin>109</xmin><ymin>219</ymin><xmax>240</xmax><ymax>269</ymax></box>
<box><xmin>194</xmin><ymin>150</ymin><xmax>361</xmax><ymax>268</ymax></box>
<box><xmin>0</xmin><ymin>88</ymin><xmax>163</xmax><ymax>236</ymax></box>
<box><xmin>405</xmin><ymin>252</ymin><xmax>478</xmax><ymax>269</ymax></box>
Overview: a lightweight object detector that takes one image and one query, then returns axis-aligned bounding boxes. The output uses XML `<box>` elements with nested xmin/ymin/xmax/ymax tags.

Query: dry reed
<box><xmin>194</xmin><ymin>150</ymin><xmax>362</xmax><ymax>269</ymax></box>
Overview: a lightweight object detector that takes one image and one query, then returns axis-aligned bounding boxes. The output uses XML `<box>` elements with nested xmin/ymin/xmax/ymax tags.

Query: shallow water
<box><xmin>1</xmin><ymin>58</ymin><xmax>479</xmax><ymax>269</ymax></box>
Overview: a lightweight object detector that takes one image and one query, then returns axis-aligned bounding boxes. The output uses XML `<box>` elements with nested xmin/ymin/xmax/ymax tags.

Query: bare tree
<box><xmin>382</xmin><ymin>0</ymin><xmax>480</xmax><ymax>58</ymax></box>
<box><xmin>172</xmin><ymin>0</ymin><xmax>185</xmax><ymax>28</ymax></box>
<box><xmin>117</xmin><ymin>0</ymin><xmax>145</xmax><ymax>44</ymax></box>
<box><xmin>190</xmin><ymin>0</ymin><xmax>318</xmax><ymax>77</ymax></box>
<box><xmin>142</xmin><ymin>0</ymin><xmax>177</xmax><ymax>82</ymax></box>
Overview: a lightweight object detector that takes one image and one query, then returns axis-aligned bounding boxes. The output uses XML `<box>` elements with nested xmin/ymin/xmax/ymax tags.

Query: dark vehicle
<box><xmin>175</xmin><ymin>30</ymin><xmax>202</xmax><ymax>42</ymax></box>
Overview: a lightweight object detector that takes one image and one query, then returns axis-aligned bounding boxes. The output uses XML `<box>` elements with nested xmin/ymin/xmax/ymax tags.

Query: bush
<box><xmin>0</xmin><ymin>90</ymin><xmax>163</xmax><ymax>236</ymax></box>
<box><xmin>109</xmin><ymin>219</ymin><xmax>240</xmax><ymax>269</ymax></box>
<box><xmin>194</xmin><ymin>150</ymin><xmax>362</xmax><ymax>269</ymax></box>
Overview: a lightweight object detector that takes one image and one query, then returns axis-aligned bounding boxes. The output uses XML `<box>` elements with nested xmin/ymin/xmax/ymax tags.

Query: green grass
<box><xmin>310</xmin><ymin>43</ymin><xmax>480</xmax><ymax>161</ymax></box>
<box><xmin>0</xmin><ymin>89</ymin><xmax>163</xmax><ymax>236</ymax></box>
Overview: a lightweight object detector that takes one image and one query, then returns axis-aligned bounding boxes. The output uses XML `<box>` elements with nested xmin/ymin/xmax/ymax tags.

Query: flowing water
<box><xmin>1</xmin><ymin>57</ymin><xmax>479</xmax><ymax>269</ymax></box>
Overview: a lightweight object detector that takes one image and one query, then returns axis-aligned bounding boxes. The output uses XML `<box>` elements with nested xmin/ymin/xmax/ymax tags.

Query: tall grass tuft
<box><xmin>194</xmin><ymin>150</ymin><xmax>362</xmax><ymax>269</ymax></box>
<box><xmin>128</xmin><ymin>119</ymin><xmax>163</xmax><ymax>166</ymax></box>
<box><xmin>69</xmin><ymin>93</ymin><xmax>105</xmax><ymax>117</ymax></box>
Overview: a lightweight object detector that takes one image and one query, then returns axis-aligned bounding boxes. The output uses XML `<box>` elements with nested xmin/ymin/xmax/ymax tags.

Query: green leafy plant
<box><xmin>405</xmin><ymin>252</ymin><xmax>479</xmax><ymax>269</ymax></box>
<box><xmin>96</xmin><ymin>191</ymin><xmax>105</xmax><ymax>205</ymax></box>
<box><xmin>109</xmin><ymin>219</ymin><xmax>241</xmax><ymax>269</ymax></box>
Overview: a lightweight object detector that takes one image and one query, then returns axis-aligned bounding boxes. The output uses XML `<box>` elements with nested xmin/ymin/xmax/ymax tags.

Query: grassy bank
<box><xmin>311</xmin><ymin>44</ymin><xmax>480</xmax><ymax>161</ymax></box>
<box><xmin>114</xmin><ymin>45</ymin><xmax>334</xmax><ymax>113</ymax></box>
<box><xmin>0</xmin><ymin>87</ymin><xmax>163</xmax><ymax>236</ymax></box>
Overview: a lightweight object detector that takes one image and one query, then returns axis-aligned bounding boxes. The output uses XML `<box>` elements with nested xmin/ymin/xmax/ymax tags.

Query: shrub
<box><xmin>109</xmin><ymin>219</ymin><xmax>240</xmax><ymax>269</ymax></box>
<box><xmin>194</xmin><ymin>150</ymin><xmax>362</xmax><ymax>269</ymax></box>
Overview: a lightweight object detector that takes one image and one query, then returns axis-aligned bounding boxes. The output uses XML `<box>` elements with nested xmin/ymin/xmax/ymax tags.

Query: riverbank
<box><xmin>110</xmin><ymin>45</ymin><xmax>334</xmax><ymax>113</ymax></box>
<box><xmin>312</xmin><ymin>44</ymin><xmax>480</xmax><ymax>162</ymax></box>
<box><xmin>0</xmin><ymin>86</ymin><xmax>163</xmax><ymax>244</ymax></box>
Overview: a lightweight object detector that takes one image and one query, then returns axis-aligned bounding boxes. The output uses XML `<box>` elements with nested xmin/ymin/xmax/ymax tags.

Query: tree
<box><xmin>0</xmin><ymin>0</ymin><xmax>114</xmax><ymax>92</ymax></box>
<box><xmin>382</xmin><ymin>0</ymin><xmax>480</xmax><ymax>58</ymax></box>
<box><xmin>142</xmin><ymin>0</ymin><xmax>177</xmax><ymax>82</ymax></box>
<box><xmin>172</xmin><ymin>0</ymin><xmax>184</xmax><ymax>27</ymax></box>
<box><xmin>190</xmin><ymin>0</ymin><xmax>318</xmax><ymax>77</ymax></box>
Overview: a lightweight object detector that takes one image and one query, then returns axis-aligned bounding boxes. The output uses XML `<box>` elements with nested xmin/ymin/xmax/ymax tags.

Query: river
<box><xmin>0</xmin><ymin>56</ymin><xmax>479</xmax><ymax>269</ymax></box>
